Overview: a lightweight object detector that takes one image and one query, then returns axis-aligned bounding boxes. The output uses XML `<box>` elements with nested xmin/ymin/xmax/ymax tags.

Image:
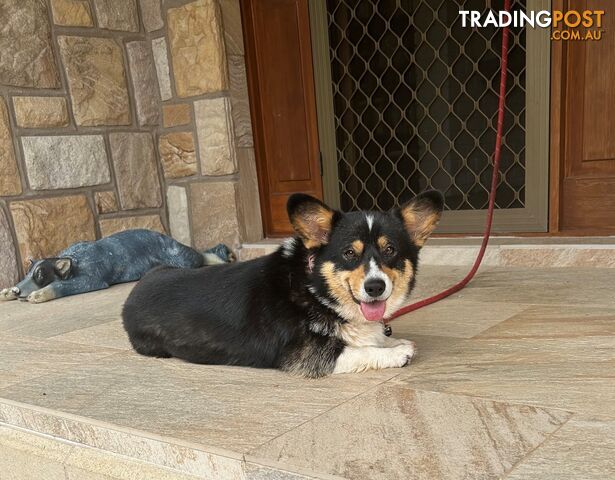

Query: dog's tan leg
<box><xmin>26</xmin><ymin>286</ymin><xmax>57</xmax><ymax>304</ymax></box>
<box><xmin>333</xmin><ymin>344</ymin><xmax>416</xmax><ymax>374</ymax></box>
<box><xmin>0</xmin><ymin>288</ymin><xmax>18</xmax><ymax>301</ymax></box>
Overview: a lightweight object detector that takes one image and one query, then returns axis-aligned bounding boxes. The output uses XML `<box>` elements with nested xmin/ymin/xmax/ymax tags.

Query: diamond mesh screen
<box><xmin>327</xmin><ymin>0</ymin><xmax>527</xmax><ymax>211</ymax></box>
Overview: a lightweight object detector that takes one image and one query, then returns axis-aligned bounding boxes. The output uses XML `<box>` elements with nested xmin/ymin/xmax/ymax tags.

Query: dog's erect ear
<box><xmin>397</xmin><ymin>190</ymin><xmax>444</xmax><ymax>247</ymax></box>
<box><xmin>53</xmin><ymin>258</ymin><xmax>73</xmax><ymax>279</ymax></box>
<box><xmin>27</xmin><ymin>258</ymin><xmax>35</xmax><ymax>272</ymax></box>
<box><xmin>287</xmin><ymin>194</ymin><xmax>336</xmax><ymax>249</ymax></box>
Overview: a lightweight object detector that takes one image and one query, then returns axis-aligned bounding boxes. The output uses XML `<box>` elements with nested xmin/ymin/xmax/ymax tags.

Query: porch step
<box><xmin>238</xmin><ymin>237</ymin><xmax>615</xmax><ymax>268</ymax></box>
<box><xmin>0</xmin><ymin>399</ymin><xmax>336</xmax><ymax>480</ymax></box>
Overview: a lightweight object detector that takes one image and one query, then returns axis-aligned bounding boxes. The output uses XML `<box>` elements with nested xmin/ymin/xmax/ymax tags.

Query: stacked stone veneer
<box><xmin>0</xmin><ymin>0</ymin><xmax>263</xmax><ymax>289</ymax></box>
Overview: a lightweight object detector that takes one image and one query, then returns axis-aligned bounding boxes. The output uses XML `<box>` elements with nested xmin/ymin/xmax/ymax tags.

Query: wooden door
<box><xmin>242</xmin><ymin>0</ymin><xmax>323</xmax><ymax>236</ymax></box>
<box><xmin>559</xmin><ymin>0</ymin><xmax>615</xmax><ymax>233</ymax></box>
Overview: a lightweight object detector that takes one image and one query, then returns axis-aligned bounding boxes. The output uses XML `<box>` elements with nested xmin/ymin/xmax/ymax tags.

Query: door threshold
<box><xmin>239</xmin><ymin>236</ymin><xmax>615</xmax><ymax>267</ymax></box>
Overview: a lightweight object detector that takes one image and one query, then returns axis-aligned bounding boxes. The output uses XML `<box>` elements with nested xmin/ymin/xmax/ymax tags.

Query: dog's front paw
<box><xmin>390</xmin><ymin>343</ymin><xmax>416</xmax><ymax>368</ymax></box>
<box><xmin>0</xmin><ymin>288</ymin><xmax>18</xmax><ymax>301</ymax></box>
<box><xmin>27</xmin><ymin>289</ymin><xmax>54</xmax><ymax>304</ymax></box>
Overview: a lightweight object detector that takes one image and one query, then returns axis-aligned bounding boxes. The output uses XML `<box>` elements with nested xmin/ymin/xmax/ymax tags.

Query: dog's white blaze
<box><xmin>360</xmin><ymin>258</ymin><xmax>393</xmax><ymax>301</ymax></box>
<box><xmin>333</xmin><ymin>344</ymin><xmax>416</xmax><ymax>374</ymax></box>
<box><xmin>281</xmin><ymin>237</ymin><xmax>296</xmax><ymax>258</ymax></box>
<box><xmin>365</xmin><ymin>214</ymin><xmax>374</xmax><ymax>231</ymax></box>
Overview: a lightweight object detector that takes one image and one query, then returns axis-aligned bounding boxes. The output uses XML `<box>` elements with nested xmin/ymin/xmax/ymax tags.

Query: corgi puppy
<box><xmin>122</xmin><ymin>191</ymin><xmax>444</xmax><ymax>377</ymax></box>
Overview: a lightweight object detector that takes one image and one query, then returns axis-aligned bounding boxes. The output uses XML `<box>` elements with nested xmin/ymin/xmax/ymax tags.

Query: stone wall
<box><xmin>0</xmin><ymin>0</ymin><xmax>263</xmax><ymax>289</ymax></box>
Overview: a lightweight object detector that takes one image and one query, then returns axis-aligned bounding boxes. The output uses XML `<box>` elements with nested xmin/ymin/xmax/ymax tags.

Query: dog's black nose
<box><xmin>364</xmin><ymin>278</ymin><xmax>386</xmax><ymax>298</ymax></box>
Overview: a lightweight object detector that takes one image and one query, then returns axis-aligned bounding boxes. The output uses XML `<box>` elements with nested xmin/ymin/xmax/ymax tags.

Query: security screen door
<box><xmin>310</xmin><ymin>0</ymin><xmax>550</xmax><ymax>232</ymax></box>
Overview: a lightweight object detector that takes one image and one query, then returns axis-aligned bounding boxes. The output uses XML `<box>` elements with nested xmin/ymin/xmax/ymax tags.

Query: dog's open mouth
<box><xmin>346</xmin><ymin>280</ymin><xmax>388</xmax><ymax>322</ymax></box>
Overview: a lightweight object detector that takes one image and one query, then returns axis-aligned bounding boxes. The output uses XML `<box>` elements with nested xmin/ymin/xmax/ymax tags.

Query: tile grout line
<box><xmin>45</xmin><ymin>318</ymin><xmax>123</xmax><ymax>340</ymax></box>
<box><xmin>499</xmin><ymin>413</ymin><xmax>576</xmax><ymax>479</ymax></box>
<box><xmin>245</xmin><ymin>371</ymin><xmax>405</xmax><ymax>457</ymax></box>
<box><xmin>0</xmin><ymin>410</ymin><xmax>342</xmax><ymax>480</ymax></box>
<box><xmin>0</xmin><ymin>397</ymin><xmax>244</xmax><ymax>461</ymax></box>
<box><xmin>395</xmin><ymin>384</ymin><xmax>581</xmax><ymax>415</ymax></box>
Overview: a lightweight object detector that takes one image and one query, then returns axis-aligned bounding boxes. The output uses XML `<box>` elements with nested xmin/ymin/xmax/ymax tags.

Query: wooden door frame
<box><xmin>241</xmin><ymin>0</ymin><xmax>275</xmax><ymax>236</ymax></box>
<box><xmin>548</xmin><ymin>0</ymin><xmax>567</xmax><ymax>233</ymax></box>
<box><xmin>240</xmin><ymin>0</ymin><xmax>324</xmax><ymax>237</ymax></box>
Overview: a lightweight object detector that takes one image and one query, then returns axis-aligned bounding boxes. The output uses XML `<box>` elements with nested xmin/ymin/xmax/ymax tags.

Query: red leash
<box><xmin>388</xmin><ymin>1</ymin><xmax>511</xmax><ymax>321</ymax></box>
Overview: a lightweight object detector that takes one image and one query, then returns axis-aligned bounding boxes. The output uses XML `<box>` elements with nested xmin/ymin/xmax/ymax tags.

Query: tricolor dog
<box><xmin>122</xmin><ymin>191</ymin><xmax>444</xmax><ymax>377</ymax></box>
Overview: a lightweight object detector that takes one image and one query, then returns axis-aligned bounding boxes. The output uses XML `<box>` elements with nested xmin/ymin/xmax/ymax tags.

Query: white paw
<box><xmin>27</xmin><ymin>289</ymin><xmax>53</xmax><ymax>304</ymax></box>
<box><xmin>389</xmin><ymin>343</ymin><xmax>416</xmax><ymax>368</ymax></box>
<box><xmin>0</xmin><ymin>288</ymin><xmax>17</xmax><ymax>301</ymax></box>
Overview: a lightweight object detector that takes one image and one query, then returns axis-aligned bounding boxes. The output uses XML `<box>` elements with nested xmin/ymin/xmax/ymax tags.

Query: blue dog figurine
<box><xmin>0</xmin><ymin>229</ymin><xmax>234</xmax><ymax>304</ymax></box>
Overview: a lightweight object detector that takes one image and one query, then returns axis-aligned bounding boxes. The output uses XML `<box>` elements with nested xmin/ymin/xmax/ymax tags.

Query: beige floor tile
<box><xmin>251</xmin><ymin>384</ymin><xmax>571</xmax><ymax>480</ymax></box>
<box><xmin>0</xmin><ymin>265</ymin><xmax>612</xmax><ymax>478</ymax></box>
<box><xmin>398</xmin><ymin>333</ymin><xmax>615</xmax><ymax>416</ymax></box>
<box><xmin>0</xmin><ymin>352</ymin><xmax>403</xmax><ymax>453</ymax></box>
<box><xmin>0</xmin><ymin>400</ymin><xmax>340</xmax><ymax>480</ymax></box>
<box><xmin>243</xmin><ymin>459</ymin><xmax>344</xmax><ymax>479</ymax></box>
<box><xmin>409</xmin><ymin>265</ymin><xmax>488</xmax><ymax>301</ymax></box>
<box><xmin>64</xmin><ymin>444</ymin><xmax>216</xmax><ymax>480</ymax></box>
<box><xmin>0</xmin><ymin>424</ymin><xmax>224</xmax><ymax>480</ymax></box>
<box><xmin>390</xmin><ymin>299</ymin><xmax>528</xmax><ymax>338</ymax></box>
<box><xmin>442</xmin><ymin>268</ymin><xmax>615</xmax><ymax>307</ymax></box>
<box><xmin>0</xmin><ymin>283</ymin><xmax>134</xmax><ymax>338</ymax></box>
<box><xmin>50</xmin><ymin>320</ymin><xmax>132</xmax><ymax>351</ymax></box>
<box><xmin>0</xmin><ymin>399</ymin><xmax>248</xmax><ymax>479</ymax></box>
<box><xmin>0</xmin><ymin>334</ymin><xmax>119</xmax><ymax>389</ymax></box>
<box><xmin>476</xmin><ymin>305</ymin><xmax>615</xmax><ymax>339</ymax></box>
<box><xmin>0</xmin><ymin>424</ymin><xmax>72</xmax><ymax>480</ymax></box>
<box><xmin>506</xmin><ymin>415</ymin><xmax>615</xmax><ymax>479</ymax></box>
<box><xmin>392</xmin><ymin>333</ymin><xmax>462</xmax><ymax>363</ymax></box>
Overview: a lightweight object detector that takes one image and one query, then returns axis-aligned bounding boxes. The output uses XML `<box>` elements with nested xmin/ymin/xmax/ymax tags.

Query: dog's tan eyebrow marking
<box><xmin>352</xmin><ymin>240</ymin><xmax>364</xmax><ymax>255</ymax></box>
<box><xmin>377</xmin><ymin>236</ymin><xmax>389</xmax><ymax>250</ymax></box>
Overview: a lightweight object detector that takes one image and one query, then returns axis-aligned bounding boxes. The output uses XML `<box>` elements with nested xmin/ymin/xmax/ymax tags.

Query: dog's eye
<box><xmin>343</xmin><ymin>249</ymin><xmax>356</xmax><ymax>260</ymax></box>
<box><xmin>384</xmin><ymin>245</ymin><xmax>396</xmax><ymax>256</ymax></box>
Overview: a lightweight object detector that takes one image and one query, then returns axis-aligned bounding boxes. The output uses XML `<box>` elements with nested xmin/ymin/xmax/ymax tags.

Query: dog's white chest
<box><xmin>338</xmin><ymin>321</ymin><xmax>387</xmax><ymax>347</ymax></box>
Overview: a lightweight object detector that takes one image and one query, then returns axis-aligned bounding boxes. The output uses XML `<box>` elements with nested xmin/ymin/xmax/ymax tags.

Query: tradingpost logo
<box><xmin>459</xmin><ymin>9</ymin><xmax>605</xmax><ymax>41</ymax></box>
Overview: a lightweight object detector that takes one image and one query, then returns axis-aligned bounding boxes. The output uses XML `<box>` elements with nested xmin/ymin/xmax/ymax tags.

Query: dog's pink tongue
<box><xmin>360</xmin><ymin>301</ymin><xmax>386</xmax><ymax>322</ymax></box>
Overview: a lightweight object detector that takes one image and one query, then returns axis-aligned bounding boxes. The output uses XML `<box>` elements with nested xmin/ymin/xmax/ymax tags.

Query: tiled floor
<box><xmin>0</xmin><ymin>266</ymin><xmax>614</xmax><ymax>479</ymax></box>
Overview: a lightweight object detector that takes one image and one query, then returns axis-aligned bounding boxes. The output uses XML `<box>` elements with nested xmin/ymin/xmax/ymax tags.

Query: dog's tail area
<box><xmin>202</xmin><ymin>243</ymin><xmax>236</xmax><ymax>265</ymax></box>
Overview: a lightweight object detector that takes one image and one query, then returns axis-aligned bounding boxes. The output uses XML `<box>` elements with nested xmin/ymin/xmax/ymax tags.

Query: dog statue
<box><xmin>0</xmin><ymin>229</ymin><xmax>234</xmax><ymax>304</ymax></box>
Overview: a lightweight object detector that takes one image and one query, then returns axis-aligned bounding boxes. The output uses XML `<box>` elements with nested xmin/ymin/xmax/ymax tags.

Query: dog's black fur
<box><xmin>123</xmin><ymin>191</ymin><xmax>444</xmax><ymax>377</ymax></box>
